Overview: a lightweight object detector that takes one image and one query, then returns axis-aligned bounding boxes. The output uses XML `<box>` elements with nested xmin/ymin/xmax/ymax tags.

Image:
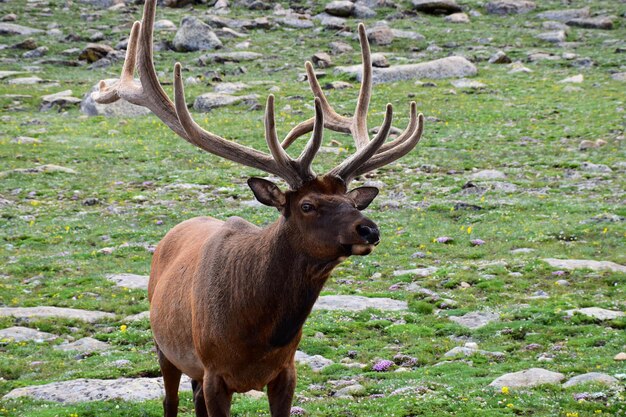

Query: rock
<box><xmin>11</xmin><ymin>136</ymin><xmax>40</xmax><ymax>144</ymax></box>
<box><xmin>353</xmin><ymin>4</ymin><xmax>376</xmax><ymax>18</ymax></box>
<box><xmin>451</xmin><ymin>78</ymin><xmax>486</xmax><ymax>89</ymax></box>
<box><xmin>565</xmin><ymin>307</ymin><xmax>625</xmax><ymax>321</ymax></box>
<box><xmin>611</xmin><ymin>72</ymin><xmax>626</xmax><ymax>82</ymax></box>
<box><xmin>276</xmin><ymin>15</ymin><xmax>314</xmax><ymax>29</ymax></box>
<box><xmin>0</xmin><ymin>70</ymin><xmax>25</xmax><ymax>80</ymax></box>
<box><xmin>334</xmin><ymin>383</ymin><xmax>366</xmax><ymax>397</ymax></box>
<box><xmin>367</xmin><ymin>26</ymin><xmax>394</xmax><ymax>46</ymax></box>
<box><xmin>40</xmin><ymin>90</ymin><xmax>81</xmax><ymax>111</ymax></box>
<box><xmin>324</xmin><ymin>81</ymin><xmax>352</xmax><ymax>90</ymax></box>
<box><xmin>449</xmin><ymin>311</ymin><xmax>499</xmax><ymax>329</ymax></box>
<box><xmin>313</xmin><ymin>295</ymin><xmax>407</xmax><ymax>311</ymax></box>
<box><xmin>469</xmin><ymin>169</ymin><xmax>505</xmax><ymax>180</ymax></box>
<box><xmin>559</xmin><ymin>74</ymin><xmax>584</xmax><ymax>84</ymax></box>
<box><xmin>294</xmin><ymin>350</ymin><xmax>334</xmax><ymax>371</ymax></box>
<box><xmin>489</xmin><ymin>51</ymin><xmax>512</xmax><ymax>64</ymax></box>
<box><xmin>563</xmin><ymin>372</ymin><xmax>619</xmax><ymax>388</ymax></box>
<box><xmin>193</xmin><ymin>93</ymin><xmax>259</xmax><ymax>112</ymax></box>
<box><xmin>444</xmin><ymin>345</ymin><xmax>505</xmax><ymax>359</ymax></box>
<box><xmin>124</xmin><ymin>311</ymin><xmax>150</xmax><ymax>322</ymax></box>
<box><xmin>313</xmin><ymin>13</ymin><xmax>347</xmax><ymax>30</ymax></box>
<box><xmin>54</xmin><ymin>337</ymin><xmax>111</xmax><ymax>353</ymax></box>
<box><xmin>106</xmin><ymin>273</ymin><xmax>149</xmax><ymax>290</ymax></box>
<box><xmin>23</xmin><ymin>46</ymin><xmax>48</xmax><ymax>58</ymax></box>
<box><xmin>485</xmin><ymin>0</ymin><xmax>535</xmax><ymax>15</ymax></box>
<box><xmin>536</xmin><ymin>7</ymin><xmax>589</xmax><ymax>22</ymax></box>
<box><xmin>536</xmin><ymin>30</ymin><xmax>566</xmax><ymax>44</ymax></box>
<box><xmin>154</xmin><ymin>19</ymin><xmax>177</xmax><ymax>32</ymax></box>
<box><xmin>390</xmin><ymin>29</ymin><xmax>425</xmax><ymax>41</ymax></box>
<box><xmin>79</xmin><ymin>43</ymin><xmax>113</xmax><ymax>63</ymax></box>
<box><xmin>10</xmin><ymin>164</ymin><xmax>77</xmax><ymax>174</ymax></box>
<box><xmin>173</xmin><ymin>16</ymin><xmax>222</xmax><ymax>52</ymax></box>
<box><xmin>3</xmin><ymin>376</ymin><xmax>192</xmax><ymax>403</ymax></box>
<box><xmin>2</xmin><ymin>13</ymin><xmax>17</xmax><ymax>22</ymax></box>
<box><xmin>329</xmin><ymin>41</ymin><xmax>353</xmax><ymax>55</ymax></box>
<box><xmin>335</xmin><ymin>56</ymin><xmax>477</xmax><ymax>84</ymax></box>
<box><xmin>0</xmin><ymin>326</ymin><xmax>57</xmax><ymax>342</ymax></box>
<box><xmin>83</xmin><ymin>79</ymin><xmax>151</xmax><ymax>117</ymax></box>
<box><xmin>371</xmin><ymin>53</ymin><xmax>389</xmax><ymax>68</ymax></box>
<box><xmin>567</xmin><ymin>17</ymin><xmax>615</xmax><ymax>30</ymax></box>
<box><xmin>615</xmin><ymin>353</ymin><xmax>626</xmax><ymax>361</ymax></box>
<box><xmin>0</xmin><ymin>307</ymin><xmax>115</xmax><ymax>323</ymax></box>
<box><xmin>198</xmin><ymin>51</ymin><xmax>262</xmax><ymax>65</ymax></box>
<box><xmin>579</xmin><ymin>140</ymin><xmax>596</xmax><ymax>150</ymax></box>
<box><xmin>543</xmin><ymin>258</ymin><xmax>626</xmax><ymax>273</ymax></box>
<box><xmin>0</xmin><ymin>22</ymin><xmax>43</xmax><ymax>36</ymax></box>
<box><xmin>489</xmin><ymin>368</ymin><xmax>565</xmax><ymax>389</ymax></box>
<box><xmin>393</xmin><ymin>267</ymin><xmax>437</xmax><ymax>277</ymax></box>
<box><xmin>580</xmin><ymin>162</ymin><xmax>611</xmax><ymax>173</ymax></box>
<box><xmin>412</xmin><ymin>0</ymin><xmax>462</xmax><ymax>15</ymax></box>
<box><xmin>7</xmin><ymin>76</ymin><xmax>44</xmax><ymax>85</ymax></box>
<box><xmin>445</xmin><ymin>12</ymin><xmax>470</xmax><ymax>23</ymax></box>
<box><xmin>214</xmin><ymin>82</ymin><xmax>250</xmax><ymax>94</ymax></box>
<box><xmin>312</xmin><ymin>52</ymin><xmax>332</xmax><ymax>69</ymax></box>
<box><xmin>325</xmin><ymin>1</ymin><xmax>354</xmax><ymax>17</ymax></box>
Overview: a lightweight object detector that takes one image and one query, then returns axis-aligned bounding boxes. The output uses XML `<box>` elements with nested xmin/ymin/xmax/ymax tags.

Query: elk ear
<box><xmin>247</xmin><ymin>178</ymin><xmax>287</xmax><ymax>209</ymax></box>
<box><xmin>347</xmin><ymin>186</ymin><xmax>379</xmax><ymax>210</ymax></box>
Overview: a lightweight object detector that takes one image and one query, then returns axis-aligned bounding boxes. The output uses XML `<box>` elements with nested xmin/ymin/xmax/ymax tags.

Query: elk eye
<box><xmin>301</xmin><ymin>203</ymin><xmax>314</xmax><ymax>213</ymax></box>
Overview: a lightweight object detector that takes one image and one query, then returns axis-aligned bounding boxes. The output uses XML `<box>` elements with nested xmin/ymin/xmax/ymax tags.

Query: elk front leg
<box><xmin>202</xmin><ymin>373</ymin><xmax>232</xmax><ymax>417</ymax></box>
<box><xmin>267</xmin><ymin>365</ymin><xmax>297</xmax><ymax>417</ymax></box>
<box><xmin>157</xmin><ymin>347</ymin><xmax>182</xmax><ymax>417</ymax></box>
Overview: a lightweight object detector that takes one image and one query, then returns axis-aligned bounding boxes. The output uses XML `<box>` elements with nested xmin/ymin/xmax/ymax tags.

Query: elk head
<box><xmin>92</xmin><ymin>1</ymin><xmax>424</xmax><ymax>261</ymax></box>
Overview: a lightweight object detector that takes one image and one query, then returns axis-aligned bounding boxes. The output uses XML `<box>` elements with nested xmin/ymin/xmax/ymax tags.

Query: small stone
<box><xmin>444</xmin><ymin>12</ymin><xmax>469</xmax><ymax>23</ymax></box>
<box><xmin>563</xmin><ymin>372</ymin><xmax>619</xmax><ymax>388</ymax></box>
<box><xmin>469</xmin><ymin>169</ymin><xmax>506</xmax><ymax>180</ymax></box>
<box><xmin>324</xmin><ymin>1</ymin><xmax>354</xmax><ymax>17</ymax></box>
<box><xmin>567</xmin><ymin>16</ymin><xmax>615</xmax><ymax>30</ymax></box>
<box><xmin>79</xmin><ymin>43</ymin><xmax>113</xmax><ymax>63</ymax></box>
<box><xmin>578</xmin><ymin>140</ymin><xmax>596</xmax><ymax>150</ymax></box>
<box><xmin>536</xmin><ymin>30</ymin><xmax>566</xmax><ymax>44</ymax></box>
<box><xmin>485</xmin><ymin>0</ymin><xmax>536</xmax><ymax>16</ymax></box>
<box><xmin>393</xmin><ymin>267</ymin><xmax>437</xmax><ymax>277</ymax></box>
<box><xmin>173</xmin><ymin>16</ymin><xmax>222</xmax><ymax>52</ymax></box>
<box><xmin>294</xmin><ymin>351</ymin><xmax>333</xmax><ymax>372</ymax></box>
<box><xmin>565</xmin><ymin>307</ymin><xmax>625</xmax><ymax>321</ymax></box>
<box><xmin>313</xmin><ymin>295</ymin><xmax>407</xmax><ymax>311</ymax></box>
<box><xmin>312</xmin><ymin>52</ymin><xmax>332</xmax><ymax>69</ymax></box>
<box><xmin>333</xmin><ymin>383</ymin><xmax>366</xmax><ymax>397</ymax></box>
<box><xmin>367</xmin><ymin>26</ymin><xmax>394</xmax><ymax>46</ymax></box>
<box><xmin>54</xmin><ymin>337</ymin><xmax>111</xmax><ymax>354</ymax></box>
<box><xmin>2</xmin><ymin>13</ymin><xmax>18</xmax><ymax>22</ymax></box>
<box><xmin>11</xmin><ymin>136</ymin><xmax>40</xmax><ymax>144</ymax></box>
<box><xmin>489</xmin><ymin>368</ymin><xmax>564</xmax><ymax>388</ymax></box>
<box><xmin>614</xmin><ymin>352</ymin><xmax>626</xmax><ymax>361</ymax></box>
<box><xmin>449</xmin><ymin>311</ymin><xmax>499</xmax><ymax>329</ymax></box>
<box><xmin>329</xmin><ymin>41</ymin><xmax>353</xmax><ymax>55</ymax></box>
<box><xmin>0</xmin><ymin>326</ymin><xmax>57</xmax><ymax>343</ymax></box>
<box><xmin>559</xmin><ymin>74</ymin><xmax>583</xmax><ymax>84</ymax></box>
<box><xmin>412</xmin><ymin>0</ymin><xmax>462</xmax><ymax>15</ymax></box>
<box><xmin>488</xmin><ymin>50</ymin><xmax>512</xmax><ymax>64</ymax></box>
<box><xmin>371</xmin><ymin>53</ymin><xmax>389</xmax><ymax>68</ymax></box>
<box><xmin>106</xmin><ymin>273</ymin><xmax>149</xmax><ymax>290</ymax></box>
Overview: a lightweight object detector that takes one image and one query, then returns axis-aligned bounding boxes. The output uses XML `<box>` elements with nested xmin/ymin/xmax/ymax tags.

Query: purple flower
<box><xmin>290</xmin><ymin>406</ymin><xmax>306</xmax><ymax>415</ymax></box>
<box><xmin>436</xmin><ymin>236</ymin><xmax>453</xmax><ymax>244</ymax></box>
<box><xmin>388</xmin><ymin>284</ymin><xmax>401</xmax><ymax>291</ymax></box>
<box><xmin>470</xmin><ymin>238</ymin><xmax>485</xmax><ymax>246</ymax></box>
<box><xmin>551</xmin><ymin>270</ymin><xmax>565</xmax><ymax>276</ymax></box>
<box><xmin>372</xmin><ymin>359</ymin><xmax>394</xmax><ymax>372</ymax></box>
<box><xmin>156</xmin><ymin>220</ymin><xmax>164</xmax><ymax>225</ymax></box>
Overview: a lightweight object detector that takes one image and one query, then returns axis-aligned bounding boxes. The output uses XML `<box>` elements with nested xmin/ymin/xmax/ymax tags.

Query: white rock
<box><xmin>294</xmin><ymin>350</ymin><xmax>334</xmax><ymax>371</ymax></box>
<box><xmin>106</xmin><ymin>273</ymin><xmax>149</xmax><ymax>290</ymax></box>
<box><xmin>565</xmin><ymin>307</ymin><xmax>625</xmax><ymax>321</ymax></box>
<box><xmin>489</xmin><ymin>368</ymin><xmax>565</xmax><ymax>388</ymax></box>
<box><xmin>54</xmin><ymin>337</ymin><xmax>111</xmax><ymax>353</ymax></box>
<box><xmin>0</xmin><ymin>326</ymin><xmax>57</xmax><ymax>342</ymax></box>
<box><xmin>562</xmin><ymin>372</ymin><xmax>619</xmax><ymax>388</ymax></box>
<box><xmin>449</xmin><ymin>311</ymin><xmax>499</xmax><ymax>329</ymax></box>
<box><xmin>469</xmin><ymin>169</ymin><xmax>506</xmax><ymax>180</ymax></box>
<box><xmin>558</xmin><ymin>74</ymin><xmax>583</xmax><ymax>83</ymax></box>
<box><xmin>313</xmin><ymin>295</ymin><xmax>407</xmax><ymax>311</ymax></box>
<box><xmin>543</xmin><ymin>258</ymin><xmax>626</xmax><ymax>273</ymax></box>
<box><xmin>393</xmin><ymin>267</ymin><xmax>437</xmax><ymax>277</ymax></box>
<box><xmin>0</xmin><ymin>307</ymin><xmax>115</xmax><ymax>323</ymax></box>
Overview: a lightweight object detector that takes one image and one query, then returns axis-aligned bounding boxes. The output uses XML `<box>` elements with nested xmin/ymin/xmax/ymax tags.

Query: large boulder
<box><xmin>325</xmin><ymin>1</ymin><xmax>355</xmax><ymax>17</ymax></box>
<box><xmin>485</xmin><ymin>0</ymin><xmax>536</xmax><ymax>15</ymax></box>
<box><xmin>536</xmin><ymin>7</ymin><xmax>590</xmax><ymax>22</ymax></box>
<box><xmin>173</xmin><ymin>16</ymin><xmax>223</xmax><ymax>52</ymax></box>
<box><xmin>490</xmin><ymin>368</ymin><xmax>565</xmax><ymax>389</ymax></box>
<box><xmin>0</xmin><ymin>22</ymin><xmax>42</xmax><ymax>35</ymax></box>
<box><xmin>412</xmin><ymin>0</ymin><xmax>462</xmax><ymax>15</ymax></box>
<box><xmin>335</xmin><ymin>56</ymin><xmax>477</xmax><ymax>84</ymax></box>
<box><xmin>193</xmin><ymin>93</ymin><xmax>259</xmax><ymax>112</ymax></box>
<box><xmin>82</xmin><ymin>79</ymin><xmax>152</xmax><ymax>117</ymax></box>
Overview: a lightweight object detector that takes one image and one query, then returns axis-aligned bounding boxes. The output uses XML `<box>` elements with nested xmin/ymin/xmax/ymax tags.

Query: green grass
<box><xmin>0</xmin><ymin>0</ymin><xmax>625</xmax><ymax>416</ymax></box>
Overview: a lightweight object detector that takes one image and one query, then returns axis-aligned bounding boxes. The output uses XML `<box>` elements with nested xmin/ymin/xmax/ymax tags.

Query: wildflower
<box><xmin>470</xmin><ymin>239</ymin><xmax>485</xmax><ymax>246</ymax></box>
<box><xmin>501</xmin><ymin>386</ymin><xmax>509</xmax><ymax>395</ymax></box>
<box><xmin>120</xmin><ymin>324</ymin><xmax>127</xmax><ymax>332</ymax></box>
<box><xmin>506</xmin><ymin>403</ymin><xmax>513</xmax><ymax>408</ymax></box>
<box><xmin>435</xmin><ymin>236</ymin><xmax>453</xmax><ymax>244</ymax></box>
<box><xmin>566</xmin><ymin>413</ymin><xmax>579</xmax><ymax>417</ymax></box>
<box><xmin>467</xmin><ymin>226</ymin><xmax>472</xmax><ymax>234</ymax></box>
<box><xmin>372</xmin><ymin>359</ymin><xmax>394</xmax><ymax>372</ymax></box>
<box><xmin>551</xmin><ymin>270</ymin><xmax>565</xmax><ymax>276</ymax></box>
<box><xmin>290</xmin><ymin>406</ymin><xmax>306</xmax><ymax>415</ymax></box>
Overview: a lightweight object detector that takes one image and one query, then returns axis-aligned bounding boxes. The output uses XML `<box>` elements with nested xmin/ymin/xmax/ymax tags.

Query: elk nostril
<box><xmin>357</xmin><ymin>225</ymin><xmax>380</xmax><ymax>244</ymax></box>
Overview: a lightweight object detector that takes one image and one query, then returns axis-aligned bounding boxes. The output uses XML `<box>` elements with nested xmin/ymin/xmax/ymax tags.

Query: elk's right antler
<box><xmin>93</xmin><ymin>0</ymin><xmax>424</xmax><ymax>189</ymax></box>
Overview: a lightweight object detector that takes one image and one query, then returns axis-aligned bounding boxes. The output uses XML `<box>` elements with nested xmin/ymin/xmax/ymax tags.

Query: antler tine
<box><xmin>329</xmin><ymin>103</ymin><xmax>393</xmax><ymax>183</ymax></box>
<box><xmin>354</xmin><ymin>112</ymin><xmax>424</xmax><ymax>177</ymax></box>
<box><xmin>296</xmin><ymin>97</ymin><xmax>324</xmax><ymax>180</ymax></box>
<box><xmin>264</xmin><ymin>95</ymin><xmax>301</xmax><ymax>184</ymax></box>
<box><xmin>377</xmin><ymin>102</ymin><xmax>417</xmax><ymax>154</ymax></box>
<box><xmin>351</xmin><ymin>23</ymin><xmax>373</xmax><ymax>150</ymax></box>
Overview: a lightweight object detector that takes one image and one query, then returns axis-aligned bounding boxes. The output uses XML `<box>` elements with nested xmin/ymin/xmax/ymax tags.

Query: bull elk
<box><xmin>93</xmin><ymin>1</ymin><xmax>424</xmax><ymax>415</ymax></box>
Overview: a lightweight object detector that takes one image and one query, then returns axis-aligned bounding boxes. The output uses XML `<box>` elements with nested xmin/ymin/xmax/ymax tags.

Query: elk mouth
<box><xmin>341</xmin><ymin>242</ymin><xmax>378</xmax><ymax>256</ymax></box>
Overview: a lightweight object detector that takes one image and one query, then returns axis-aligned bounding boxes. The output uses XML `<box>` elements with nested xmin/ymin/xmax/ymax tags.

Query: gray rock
<box><xmin>0</xmin><ymin>23</ymin><xmax>43</xmax><ymax>36</ymax></box>
<box><xmin>610</xmin><ymin>72</ymin><xmax>626</xmax><ymax>82</ymax></box>
<box><xmin>0</xmin><ymin>307</ymin><xmax>114</xmax><ymax>323</ymax></box>
<box><xmin>536</xmin><ymin>30</ymin><xmax>566</xmax><ymax>44</ymax></box>
<box><xmin>563</xmin><ymin>372</ymin><xmax>619</xmax><ymax>388</ymax></box>
<box><xmin>371</xmin><ymin>53</ymin><xmax>389</xmax><ymax>68</ymax></box>
<box><xmin>445</xmin><ymin>12</ymin><xmax>470</xmax><ymax>23</ymax></box>
<box><xmin>193</xmin><ymin>93</ymin><xmax>259</xmax><ymax>112</ymax></box>
<box><xmin>294</xmin><ymin>350</ymin><xmax>334</xmax><ymax>371</ymax></box>
<box><xmin>558</xmin><ymin>74</ymin><xmax>583</xmax><ymax>84</ymax></box>
<box><xmin>565</xmin><ymin>307</ymin><xmax>625</xmax><ymax>321</ymax></box>
<box><xmin>393</xmin><ymin>267</ymin><xmax>437</xmax><ymax>277</ymax></box>
<box><xmin>83</xmin><ymin>79</ymin><xmax>151</xmax><ymax>117</ymax></box>
<box><xmin>405</xmin><ymin>283</ymin><xmax>441</xmax><ymax>299</ymax></box>
<box><xmin>536</xmin><ymin>7</ymin><xmax>589</xmax><ymax>22</ymax></box>
<box><xmin>580</xmin><ymin>161</ymin><xmax>611</xmax><ymax>173</ymax></box>
<box><xmin>23</xmin><ymin>46</ymin><xmax>48</xmax><ymax>58</ymax></box>
<box><xmin>489</xmin><ymin>368</ymin><xmax>565</xmax><ymax>388</ymax></box>
<box><xmin>412</xmin><ymin>0</ymin><xmax>462</xmax><ymax>15</ymax></box>
<box><xmin>198</xmin><ymin>51</ymin><xmax>262</xmax><ymax>65</ymax></box>
<box><xmin>173</xmin><ymin>16</ymin><xmax>222</xmax><ymax>52</ymax></box>
<box><xmin>124</xmin><ymin>311</ymin><xmax>150</xmax><ymax>322</ymax></box>
<box><xmin>325</xmin><ymin>81</ymin><xmax>353</xmax><ymax>90</ymax></box>
<box><xmin>276</xmin><ymin>15</ymin><xmax>314</xmax><ymax>29</ymax></box>
<box><xmin>469</xmin><ymin>169</ymin><xmax>505</xmax><ymax>180</ymax></box>
<box><xmin>567</xmin><ymin>16</ymin><xmax>614</xmax><ymax>30</ymax></box>
<box><xmin>390</xmin><ymin>29</ymin><xmax>425</xmax><ymax>41</ymax></box>
<box><xmin>329</xmin><ymin>41</ymin><xmax>353</xmax><ymax>55</ymax></box>
<box><xmin>333</xmin><ymin>383</ymin><xmax>366</xmax><ymax>397</ymax></box>
<box><xmin>325</xmin><ymin>1</ymin><xmax>355</xmax><ymax>17</ymax></box>
<box><xmin>543</xmin><ymin>258</ymin><xmax>626</xmax><ymax>273</ymax></box>
<box><xmin>11</xmin><ymin>136</ymin><xmax>40</xmax><ymax>144</ymax></box>
<box><xmin>449</xmin><ymin>311</ymin><xmax>499</xmax><ymax>329</ymax></box>
<box><xmin>313</xmin><ymin>13</ymin><xmax>347</xmax><ymax>30</ymax></box>
<box><xmin>335</xmin><ymin>56</ymin><xmax>477</xmax><ymax>84</ymax></box>
<box><xmin>444</xmin><ymin>345</ymin><xmax>505</xmax><ymax>359</ymax></box>
<box><xmin>313</xmin><ymin>295</ymin><xmax>407</xmax><ymax>311</ymax></box>
<box><xmin>367</xmin><ymin>26</ymin><xmax>394</xmax><ymax>46</ymax></box>
<box><xmin>54</xmin><ymin>337</ymin><xmax>111</xmax><ymax>353</ymax></box>
<box><xmin>154</xmin><ymin>19</ymin><xmax>177</xmax><ymax>32</ymax></box>
<box><xmin>40</xmin><ymin>90</ymin><xmax>81</xmax><ymax>111</ymax></box>
<box><xmin>3</xmin><ymin>376</ymin><xmax>193</xmax><ymax>403</ymax></box>
<box><xmin>7</xmin><ymin>76</ymin><xmax>44</xmax><ymax>85</ymax></box>
<box><xmin>451</xmin><ymin>78</ymin><xmax>486</xmax><ymax>89</ymax></box>
<box><xmin>488</xmin><ymin>51</ymin><xmax>511</xmax><ymax>64</ymax></box>
<box><xmin>485</xmin><ymin>0</ymin><xmax>535</xmax><ymax>15</ymax></box>
<box><xmin>0</xmin><ymin>326</ymin><xmax>57</xmax><ymax>342</ymax></box>
<box><xmin>353</xmin><ymin>4</ymin><xmax>376</xmax><ymax>18</ymax></box>
<box><xmin>312</xmin><ymin>52</ymin><xmax>333</xmax><ymax>69</ymax></box>
<box><xmin>214</xmin><ymin>82</ymin><xmax>250</xmax><ymax>94</ymax></box>
<box><xmin>543</xmin><ymin>21</ymin><xmax>569</xmax><ymax>31</ymax></box>
<box><xmin>0</xmin><ymin>70</ymin><xmax>25</xmax><ymax>80</ymax></box>
<box><xmin>106</xmin><ymin>273</ymin><xmax>149</xmax><ymax>290</ymax></box>
<box><xmin>2</xmin><ymin>13</ymin><xmax>17</xmax><ymax>22</ymax></box>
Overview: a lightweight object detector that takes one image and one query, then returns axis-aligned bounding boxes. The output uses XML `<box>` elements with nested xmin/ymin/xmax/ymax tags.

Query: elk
<box><xmin>93</xmin><ymin>1</ymin><xmax>424</xmax><ymax>416</ymax></box>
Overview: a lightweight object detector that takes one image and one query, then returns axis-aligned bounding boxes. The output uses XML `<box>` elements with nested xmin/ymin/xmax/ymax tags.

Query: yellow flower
<box><xmin>501</xmin><ymin>386</ymin><xmax>509</xmax><ymax>395</ymax></box>
<box><xmin>506</xmin><ymin>403</ymin><xmax>513</xmax><ymax>408</ymax></box>
<box><xmin>467</xmin><ymin>226</ymin><xmax>472</xmax><ymax>234</ymax></box>
<box><xmin>566</xmin><ymin>413</ymin><xmax>579</xmax><ymax>417</ymax></box>
<box><xmin>120</xmin><ymin>324</ymin><xmax>127</xmax><ymax>332</ymax></box>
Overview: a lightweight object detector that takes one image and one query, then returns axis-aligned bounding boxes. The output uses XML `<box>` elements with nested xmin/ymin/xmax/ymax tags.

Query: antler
<box><xmin>92</xmin><ymin>0</ymin><xmax>323</xmax><ymax>189</ymax></box>
<box><xmin>283</xmin><ymin>24</ymin><xmax>424</xmax><ymax>185</ymax></box>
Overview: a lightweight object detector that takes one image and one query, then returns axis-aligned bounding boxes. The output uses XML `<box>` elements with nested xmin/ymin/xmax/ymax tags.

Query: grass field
<box><xmin>0</xmin><ymin>0</ymin><xmax>625</xmax><ymax>415</ymax></box>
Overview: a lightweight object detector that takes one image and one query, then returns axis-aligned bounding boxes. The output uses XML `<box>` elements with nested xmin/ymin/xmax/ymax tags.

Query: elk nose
<box><xmin>357</xmin><ymin>224</ymin><xmax>380</xmax><ymax>245</ymax></box>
